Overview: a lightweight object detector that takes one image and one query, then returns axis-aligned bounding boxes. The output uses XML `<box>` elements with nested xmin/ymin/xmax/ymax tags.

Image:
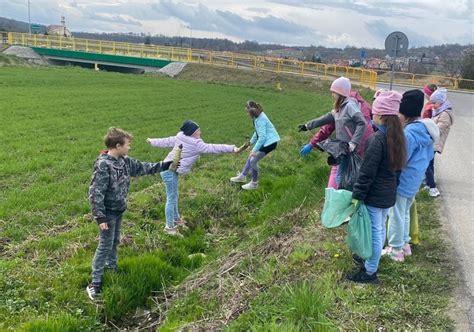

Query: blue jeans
<box><xmin>160</xmin><ymin>170</ymin><xmax>180</xmax><ymax>228</ymax></box>
<box><xmin>335</xmin><ymin>154</ymin><xmax>349</xmax><ymax>188</ymax></box>
<box><xmin>92</xmin><ymin>210</ymin><xmax>123</xmax><ymax>284</ymax></box>
<box><xmin>387</xmin><ymin>194</ymin><xmax>414</xmax><ymax>250</ymax></box>
<box><xmin>425</xmin><ymin>157</ymin><xmax>436</xmax><ymax>188</ymax></box>
<box><xmin>364</xmin><ymin>205</ymin><xmax>389</xmax><ymax>275</ymax></box>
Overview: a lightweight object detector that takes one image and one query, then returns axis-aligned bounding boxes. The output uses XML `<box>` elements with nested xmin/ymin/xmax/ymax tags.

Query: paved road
<box><xmin>379</xmin><ymin>83</ymin><xmax>474</xmax><ymax>330</ymax></box>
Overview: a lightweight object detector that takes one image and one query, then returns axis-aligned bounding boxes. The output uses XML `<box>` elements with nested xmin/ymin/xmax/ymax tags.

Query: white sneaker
<box><xmin>429</xmin><ymin>188</ymin><xmax>440</xmax><ymax>197</ymax></box>
<box><xmin>164</xmin><ymin>226</ymin><xmax>183</xmax><ymax>237</ymax></box>
<box><xmin>230</xmin><ymin>172</ymin><xmax>247</xmax><ymax>183</ymax></box>
<box><xmin>242</xmin><ymin>181</ymin><xmax>258</xmax><ymax>190</ymax></box>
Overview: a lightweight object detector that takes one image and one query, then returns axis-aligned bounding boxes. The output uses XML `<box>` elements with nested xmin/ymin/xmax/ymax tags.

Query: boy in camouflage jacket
<box><xmin>86</xmin><ymin>127</ymin><xmax>172</xmax><ymax>301</ymax></box>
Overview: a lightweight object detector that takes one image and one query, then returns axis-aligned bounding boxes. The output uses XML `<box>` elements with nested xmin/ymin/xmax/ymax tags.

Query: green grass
<box><xmin>0</xmin><ymin>64</ymin><xmax>456</xmax><ymax>330</ymax></box>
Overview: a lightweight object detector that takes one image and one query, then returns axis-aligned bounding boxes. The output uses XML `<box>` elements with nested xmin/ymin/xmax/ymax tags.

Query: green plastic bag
<box><xmin>346</xmin><ymin>203</ymin><xmax>372</xmax><ymax>259</ymax></box>
<box><xmin>321</xmin><ymin>188</ymin><xmax>356</xmax><ymax>228</ymax></box>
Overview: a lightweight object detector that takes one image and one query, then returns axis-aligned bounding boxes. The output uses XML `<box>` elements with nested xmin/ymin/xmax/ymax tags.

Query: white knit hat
<box><xmin>430</xmin><ymin>88</ymin><xmax>447</xmax><ymax>104</ymax></box>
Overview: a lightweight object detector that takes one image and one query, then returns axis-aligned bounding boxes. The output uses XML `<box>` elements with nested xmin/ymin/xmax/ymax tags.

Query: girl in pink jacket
<box><xmin>147</xmin><ymin>120</ymin><xmax>239</xmax><ymax>236</ymax></box>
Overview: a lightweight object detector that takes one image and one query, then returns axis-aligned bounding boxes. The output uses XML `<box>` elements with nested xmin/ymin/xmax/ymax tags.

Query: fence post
<box><xmin>411</xmin><ymin>74</ymin><xmax>415</xmax><ymax>86</ymax></box>
<box><xmin>454</xmin><ymin>79</ymin><xmax>459</xmax><ymax>90</ymax></box>
<box><xmin>301</xmin><ymin>62</ymin><xmax>305</xmax><ymax>75</ymax></box>
<box><xmin>86</xmin><ymin>39</ymin><xmax>88</xmax><ymax>52</ymax></box>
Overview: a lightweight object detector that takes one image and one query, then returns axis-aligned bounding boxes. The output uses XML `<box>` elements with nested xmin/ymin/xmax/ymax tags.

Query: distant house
<box><xmin>379</xmin><ymin>61</ymin><xmax>390</xmax><ymax>70</ymax></box>
<box><xmin>47</xmin><ymin>16</ymin><xmax>72</xmax><ymax>37</ymax></box>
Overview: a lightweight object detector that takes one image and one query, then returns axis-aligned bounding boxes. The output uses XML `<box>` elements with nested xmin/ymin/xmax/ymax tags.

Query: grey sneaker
<box><xmin>230</xmin><ymin>172</ymin><xmax>247</xmax><ymax>183</ymax></box>
<box><xmin>428</xmin><ymin>188</ymin><xmax>440</xmax><ymax>197</ymax></box>
<box><xmin>242</xmin><ymin>181</ymin><xmax>258</xmax><ymax>190</ymax></box>
<box><xmin>164</xmin><ymin>226</ymin><xmax>183</xmax><ymax>237</ymax></box>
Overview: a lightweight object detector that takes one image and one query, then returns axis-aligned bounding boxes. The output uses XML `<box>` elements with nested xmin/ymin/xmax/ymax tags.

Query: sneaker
<box><xmin>429</xmin><ymin>188</ymin><xmax>440</xmax><ymax>197</ymax></box>
<box><xmin>403</xmin><ymin>243</ymin><xmax>412</xmax><ymax>256</ymax></box>
<box><xmin>86</xmin><ymin>283</ymin><xmax>101</xmax><ymax>301</ymax></box>
<box><xmin>242</xmin><ymin>181</ymin><xmax>258</xmax><ymax>190</ymax></box>
<box><xmin>387</xmin><ymin>248</ymin><xmax>404</xmax><ymax>262</ymax></box>
<box><xmin>174</xmin><ymin>218</ymin><xmax>187</xmax><ymax>227</ymax></box>
<box><xmin>352</xmin><ymin>254</ymin><xmax>365</xmax><ymax>269</ymax></box>
<box><xmin>381</xmin><ymin>246</ymin><xmax>393</xmax><ymax>256</ymax></box>
<box><xmin>164</xmin><ymin>226</ymin><xmax>183</xmax><ymax>237</ymax></box>
<box><xmin>230</xmin><ymin>172</ymin><xmax>247</xmax><ymax>183</ymax></box>
<box><xmin>346</xmin><ymin>268</ymin><xmax>379</xmax><ymax>284</ymax></box>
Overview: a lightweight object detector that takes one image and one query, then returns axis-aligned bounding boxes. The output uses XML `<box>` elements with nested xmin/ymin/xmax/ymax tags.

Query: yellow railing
<box><xmin>376</xmin><ymin>69</ymin><xmax>474</xmax><ymax>92</ymax></box>
<box><xmin>2</xmin><ymin>31</ymin><xmax>378</xmax><ymax>89</ymax></box>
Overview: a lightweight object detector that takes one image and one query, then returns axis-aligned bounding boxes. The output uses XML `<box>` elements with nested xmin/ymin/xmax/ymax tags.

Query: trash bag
<box><xmin>316</xmin><ymin>138</ymin><xmax>348</xmax><ymax>165</ymax></box>
<box><xmin>346</xmin><ymin>203</ymin><xmax>372</xmax><ymax>260</ymax></box>
<box><xmin>339</xmin><ymin>152</ymin><xmax>362</xmax><ymax>191</ymax></box>
<box><xmin>321</xmin><ymin>188</ymin><xmax>356</xmax><ymax>228</ymax></box>
<box><xmin>409</xmin><ymin>199</ymin><xmax>419</xmax><ymax>245</ymax></box>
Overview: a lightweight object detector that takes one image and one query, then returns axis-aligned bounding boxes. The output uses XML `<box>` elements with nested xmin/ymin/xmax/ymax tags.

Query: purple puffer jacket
<box><xmin>149</xmin><ymin>132</ymin><xmax>235</xmax><ymax>175</ymax></box>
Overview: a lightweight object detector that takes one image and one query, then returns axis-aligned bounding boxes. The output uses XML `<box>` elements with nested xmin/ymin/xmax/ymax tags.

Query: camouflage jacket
<box><xmin>89</xmin><ymin>152</ymin><xmax>164</xmax><ymax>224</ymax></box>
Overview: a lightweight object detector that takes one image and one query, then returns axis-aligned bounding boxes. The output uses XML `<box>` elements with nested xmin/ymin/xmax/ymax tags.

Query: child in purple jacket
<box><xmin>147</xmin><ymin>120</ymin><xmax>239</xmax><ymax>236</ymax></box>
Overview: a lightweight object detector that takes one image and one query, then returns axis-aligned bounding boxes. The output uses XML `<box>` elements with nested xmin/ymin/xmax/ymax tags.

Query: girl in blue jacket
<box><xmin>230</xmin><ymin>101</ymin><xmax>280</xmax><ymax>190</ymax></box>
<box><xmin>383</xmin><ymin>90</ymin><xmax>439</xmax><ymax>261</ymax></box>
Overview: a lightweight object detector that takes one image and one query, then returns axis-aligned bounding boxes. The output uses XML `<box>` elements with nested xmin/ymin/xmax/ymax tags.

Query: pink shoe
<box><xmin>403</xmin><ymin>243</ymin><xmax>412</xmax><ymax>256</ymax></box>
<box><xmin>382</xmin><ymin>246</ymin><xmax>405</xmax><ymax>262</ymax></box>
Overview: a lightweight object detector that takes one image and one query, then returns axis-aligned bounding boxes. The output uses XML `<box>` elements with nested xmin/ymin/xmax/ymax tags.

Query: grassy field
<box><xmin>0</xmin><ymin>64</ymin><xmax>456</xmax><ymax>330</ymax></box>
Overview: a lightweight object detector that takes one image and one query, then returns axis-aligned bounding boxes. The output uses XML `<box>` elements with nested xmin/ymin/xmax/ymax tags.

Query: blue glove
<box><xmin>300</xmin><ymin>144</ymin><xmax>313</xmax><ymax>157</ymax></box>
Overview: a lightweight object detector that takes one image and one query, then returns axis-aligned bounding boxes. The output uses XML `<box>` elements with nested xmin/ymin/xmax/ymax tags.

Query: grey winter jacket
<box><xmin>89</xmin><ymin>153</ymin><xmax>164</xmax><ymax>224</ymax></box>
<box><xmin>305</xmin><ymin>97</ymin><xmax>366</xmax><ymax>147</ymax></box>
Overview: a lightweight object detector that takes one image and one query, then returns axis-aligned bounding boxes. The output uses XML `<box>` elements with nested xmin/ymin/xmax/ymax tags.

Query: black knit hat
<box><xmin>180</xmin><ymin>120</ymin><xmax>199</xmax><ymax>136</ymax></box>
<box><xmin>399</xmin><ymin>89</ymin><xmax>424</xmax><ymax>118</ymax></box>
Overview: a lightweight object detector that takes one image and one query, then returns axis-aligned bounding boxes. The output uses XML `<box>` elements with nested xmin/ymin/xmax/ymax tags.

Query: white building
<box><xmin>47</xmin><ymin>16</ymin><xmax>72</xmax><ymax>38</ymax></box>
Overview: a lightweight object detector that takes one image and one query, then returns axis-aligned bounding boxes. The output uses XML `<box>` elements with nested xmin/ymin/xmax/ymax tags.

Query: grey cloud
<box><xmin>266</xmin><ymin>0</ymin><xmax>471</xmax><ymax>21</ymax></box>
<box><xmin>365</xmin><ymin>19</ymin><xmax>438</xmax><ymax>47</ymax></box>
<box><xmin>247</xmin><ymin>7</ymin><xmax>272</xmax><ymax>14</ymax></box>
<box><xmin>87</xmin><ymin>13</ymin><xmax>142</xmax><ymax>26</ymax></box>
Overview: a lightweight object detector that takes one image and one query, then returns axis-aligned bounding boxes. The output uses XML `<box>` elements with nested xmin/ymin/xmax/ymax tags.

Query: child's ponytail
<box><xmin>383</xmin><ymin>115</ymin><xmax>406</xmax><ymax>171</ymax></box>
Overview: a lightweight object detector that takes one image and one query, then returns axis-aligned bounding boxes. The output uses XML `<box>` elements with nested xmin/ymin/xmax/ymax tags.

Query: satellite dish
<box><xmin>385</xmin><ymin>31</ymin><xmax>409</xmax><ymax>57</ymax></box>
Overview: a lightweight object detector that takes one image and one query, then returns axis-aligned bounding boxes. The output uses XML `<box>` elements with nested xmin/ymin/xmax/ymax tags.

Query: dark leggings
<box><xmin>425</xmin><ymin>157</ymin><xmax>436</xmax><ymax>188</ymax></box>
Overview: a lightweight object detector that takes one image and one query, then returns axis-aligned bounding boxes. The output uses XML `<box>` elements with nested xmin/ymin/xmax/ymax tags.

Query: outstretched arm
<box><xmin>147</xmin><ymin>136</ymin><xmax>177</xmax><ymax>148</ymax></box>
<box><xmin>126</xmin><ymin>157</ymin><xmax>172</xmax><ymax>177</ymax></box>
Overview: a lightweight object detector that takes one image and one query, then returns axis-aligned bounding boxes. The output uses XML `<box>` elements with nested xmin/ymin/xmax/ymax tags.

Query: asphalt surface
<box><xmin>378</xmin><ymin>83</ymin><xmax>474</xmax><ymax>331</ymax></box>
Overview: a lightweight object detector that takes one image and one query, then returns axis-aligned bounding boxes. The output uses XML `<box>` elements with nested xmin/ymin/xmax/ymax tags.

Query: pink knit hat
<box><xmin>372</xmin><ymin>90</ymin><xmax>402</xmax><ymax>116</ymax></box>
<box><xmin>330</xmin><ymin>76</ymin><xmax>351</xmax><ymax>97</ymax></box>
<box><xmin>423</xmin><ymin>85</ymin><xmax>435</xmax><ymax>97</ymax></box>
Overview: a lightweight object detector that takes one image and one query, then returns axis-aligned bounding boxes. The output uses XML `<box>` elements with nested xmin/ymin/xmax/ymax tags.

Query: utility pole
<box><xmin>187</xmin><ymin>25</ymin><xmax>192</xmax><ymax>48</ymax></box>
<box><xmin>28</xmin><ymin>0</ymin><xmax>31</xmax><ymax>35</ymax></box>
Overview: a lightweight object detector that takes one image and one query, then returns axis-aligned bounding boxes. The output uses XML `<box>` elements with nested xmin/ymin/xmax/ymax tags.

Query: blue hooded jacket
<box><xmin>398</xmin><ymin>121</ymin><xmax>435</xmax><ymax>198</ymax></box>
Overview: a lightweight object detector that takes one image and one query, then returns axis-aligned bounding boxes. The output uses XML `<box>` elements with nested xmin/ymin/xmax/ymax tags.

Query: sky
<box><xmin>1</xmin><ymin>0</ymin><xmax>473</xmax><ymax>48</ymax></box>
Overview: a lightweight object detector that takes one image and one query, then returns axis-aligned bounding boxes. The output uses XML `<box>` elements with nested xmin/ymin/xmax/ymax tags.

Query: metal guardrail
<box><xmin>2</xmin><ymin>31</ymin><xmax>378</xmax><ymax>89</ymax></box>
<box><xmin>376</xmin><ymin>69</ymin><xmax>474</xmax><ymax>92</ymax></box>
